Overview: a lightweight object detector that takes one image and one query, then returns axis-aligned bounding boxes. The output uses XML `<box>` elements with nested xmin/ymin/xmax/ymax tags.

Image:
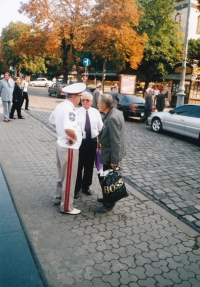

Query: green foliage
<box><xmin>188</xmin><ymin>39</ymin><xmax>200</xmax><ymax>64</ymax></box>
<box><xmin>135</xmin><ymin>0</ymin><xmax>183</xmax><ymax>82</ymax></box>
<box><xmin>1</xmin><ymin>22</ymin><xmax>47</xmax><ymax>74</ymax></box>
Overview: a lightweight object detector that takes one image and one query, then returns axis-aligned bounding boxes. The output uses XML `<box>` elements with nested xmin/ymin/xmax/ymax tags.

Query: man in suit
<box><xmin>0</xmin><ymin>72</ymin><xmax>15</xmax><ymax>122</ymax></box>
<box><xmin>109</xmin><ymin>86</ymin><xmax>119</xmax><ymax>108</ymax></box>
<box><xmin>74</xmin><ymin>92</ymin><xmax>103</xmax><ymax>199</ymax></box>
<box><xmin>140</xmin><ymin>88</ymin><xmax>153</xmax><ymax>122</ymax></box>
<box><xmin>97</xmin><ymin>94</ymin><xmax>126</xmax><ymax>213</ymax></box>
<box><xmin>92</xmin><ymin>83</ymin><xmax>102</xmax><ymax>108</ymax></box>
<box><xmin>156</xmin><ymin>89</ymin><xmax>165</xmax><ymax>112</ymax></box>
<box><xmin>10</xmin><ymin>77</ymin><xmax>25</xmax><ymax>119</ymax></box>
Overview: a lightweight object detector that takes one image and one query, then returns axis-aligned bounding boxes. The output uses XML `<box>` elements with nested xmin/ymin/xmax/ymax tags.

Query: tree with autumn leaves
<box><xmin>0</xmin><ymin>0</ymin><xmax>184</xmax><ymax>83</ymax></box>
<box><xmin>85</xmin><ymin>0</ymin><xmax>146</xmax><ymax>70</ymax></box>
<box><xmin>17</xmin><ymin>0</ymin><xmax>146</xmax><ymax>81</ymax></box>
<box><xmin>1</xmin><ymin>22</ymin><xmax>47</xmax><ymax>75</ymax></box>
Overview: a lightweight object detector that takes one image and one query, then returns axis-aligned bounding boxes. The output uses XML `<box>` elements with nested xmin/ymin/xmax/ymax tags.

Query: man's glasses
<box><xmin>81</xmin><ymin>99</ymin><xmax>90</xmax><ymax>102</ymax></box>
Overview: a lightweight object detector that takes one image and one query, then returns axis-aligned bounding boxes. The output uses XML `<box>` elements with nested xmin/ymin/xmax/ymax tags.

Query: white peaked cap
<box><xmin>62</xmin><ymin>83</ymin><xmax>86</xmax><ymax>94</ymax></box>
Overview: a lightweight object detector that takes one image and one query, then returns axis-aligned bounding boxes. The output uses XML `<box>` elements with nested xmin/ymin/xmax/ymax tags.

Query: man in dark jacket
<box><xmin>10</xmin><ymin>77</ymin><xmax>24</xmax><ymax>119</ymax></box>
<box><xmin>156</xmin><ymin>89</ymin><xmax>165</xmax><ymax>112</ymax></box>
<box><xmin>140</xmin><ymin>88</ymin><xmax>153</xmax><ymax>122</ymax></box>
<box><xmin>109</xmin><ymin>86</ymin><xmax>119</xmax><ymax>108</ymax></box>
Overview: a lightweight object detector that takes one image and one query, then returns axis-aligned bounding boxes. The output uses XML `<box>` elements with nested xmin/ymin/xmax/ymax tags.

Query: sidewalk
<box><xmin>0</xmin><ymin>105</ymin><xmax>200</xmax><ymax>287</ymax></box>
<box><xmin>0</xmin><ymin>166</ymin><xmax>47</xmax><ymax>287</ymax></box>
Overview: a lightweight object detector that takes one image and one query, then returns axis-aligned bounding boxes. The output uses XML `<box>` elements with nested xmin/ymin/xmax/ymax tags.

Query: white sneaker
<box><xmin>60</xmin><ymin>208</ymin><xmax>81</xmax><ymax>215</ymax></box>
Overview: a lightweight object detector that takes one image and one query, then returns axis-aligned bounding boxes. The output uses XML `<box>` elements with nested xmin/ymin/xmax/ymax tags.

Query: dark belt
<box><xmin>82</xmin><ymin>136</ymin><xmax>97</xmax><ymax>142</ymax></box>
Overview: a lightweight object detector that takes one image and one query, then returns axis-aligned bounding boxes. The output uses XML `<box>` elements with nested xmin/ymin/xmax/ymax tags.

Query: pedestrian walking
<box><xmin>0</xmin><ymin>72</ymin><xmax>15</xmax><ymax>122</ymax></box>
<box><xmin>109</xmin><ymin>86</ymin><xmax>119</xmax><ymax>108</ymax></box>
<box><xmin>156</xmin><ymin>89</ymin><xmax>165</xmax><ymax>112</ymax></box>
<box><xmin>21</xmin><ymin>75</ymin><xmax>30</xmax><ymax>110</ymax></box>
<box><xmin>140</xmin><ymin>88</ymin><xmax>153</xmax><ymax>122</ymax></box>
<box><xmin>10</xmin><ymin>77</ymin><xmax>25</xmax><ymax>119</ymax></box>
<box><xmin>154</xmin><ymin>85</ymin><xmax>160</xmax><ymax>104</ymax></box>
<box><xmin>97</xmin><ymin>94</ymin><xmax>126</xmax><ymax>213</ymax></box>
<box><xmin>74</xmin><ymin>92</ymin><xmax>103</xmax><ymax>199</ymax></box>
<box><xmin>92</xmin><ymin>83</ymin><xmax>102</xmax><ymax>109</ymax></box>
<box><xmin>49</xmin><ymin>83</ymin><xmax>86</xmax><ymax>215</ymax></box>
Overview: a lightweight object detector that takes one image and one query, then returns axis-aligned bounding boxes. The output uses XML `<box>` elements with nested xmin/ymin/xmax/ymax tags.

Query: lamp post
<box><xmin>102</xmin><ymin>59</ymin><xmax>107</xmax><ymax>93</ymax></box>
<box><xmin>176</xmin><ymin>0</ymin><xmax>191</xmax><ymax>107</ymax></box>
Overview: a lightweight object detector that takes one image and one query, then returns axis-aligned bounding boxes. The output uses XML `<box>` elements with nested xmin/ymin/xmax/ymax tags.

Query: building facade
<box><xmin>174</xmin><ymin>0</ymin><xmax>200</xmax><ymax>40</ymax></box>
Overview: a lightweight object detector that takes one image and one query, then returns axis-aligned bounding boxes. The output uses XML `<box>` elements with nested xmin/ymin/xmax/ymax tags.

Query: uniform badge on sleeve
<box><xmin>69</xmin><ymin>112</ymin><xmax>76</xmax><ymax>122</ymax></box>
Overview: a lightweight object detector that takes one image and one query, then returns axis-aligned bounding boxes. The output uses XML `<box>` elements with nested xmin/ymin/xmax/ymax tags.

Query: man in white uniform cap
<box><xmin>49</xmin><ymin>82</ymin><xmax>86</xmax><ymax>214</ymax></box>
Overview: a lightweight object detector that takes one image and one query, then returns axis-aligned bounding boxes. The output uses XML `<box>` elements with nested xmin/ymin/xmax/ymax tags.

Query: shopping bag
<box><xmin>99</xmin><ymin>167</ymin><xmax>129</xmax><ymax>205</ymax></box>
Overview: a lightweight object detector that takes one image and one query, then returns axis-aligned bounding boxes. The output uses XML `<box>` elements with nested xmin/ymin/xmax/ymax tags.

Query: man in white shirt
<box><xmin>74</xmin><ymin>92</ymin><xmax>103</xmax><ymax>199</ymax></box>
<box><xmin>21</xmin><ymin>75</ymin><xmax>30</xmax><ymax>110</ymax></box>
<box><xmin>49</xmin><ymin>83</ymin><xmax>86</xmax><ymax>215</ymax></box>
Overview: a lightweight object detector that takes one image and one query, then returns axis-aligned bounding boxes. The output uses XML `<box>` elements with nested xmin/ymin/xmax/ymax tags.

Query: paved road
<box><xmin>0</xmin><ymin>87</ymin><xmax>199</xmax><ymax>287</ymax></box>
<box><xmin>27</xmin><ymin>87</ymin><xmax>200</xmax><ymax>233</ymax></box>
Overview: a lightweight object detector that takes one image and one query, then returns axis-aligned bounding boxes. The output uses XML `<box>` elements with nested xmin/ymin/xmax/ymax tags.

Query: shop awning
<box><xmin>161</xmin><ymin>74</ymin><xmax>197</xmax><ymax>81</ymax></box>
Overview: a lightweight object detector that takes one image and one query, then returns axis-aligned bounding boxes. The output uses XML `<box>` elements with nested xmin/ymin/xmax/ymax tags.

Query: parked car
<box><xmin>117</xmin><ymin>94</ymin><xmax>156</xmax><ymax>120</ymax></box>
<box><xmin>29</xmin><ymin>78</ymin><xmax>53</xmax><ymax>87</ymax></box>
<box><xmin>48</xmin><ymin>83</ymin><xmax>67</xmax><ymax>98</ymax></box>
<box><xmin>147</xmin><ymin>104</ymin><xmax>200</xmax><ymax>141</ymax></box>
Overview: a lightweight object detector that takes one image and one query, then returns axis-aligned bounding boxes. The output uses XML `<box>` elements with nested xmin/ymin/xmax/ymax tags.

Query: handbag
<box><xmin>95</xmin><ymin>149</ymin><xmax>103</xmax><ymax>171</ymax></box>
<box><xmin>99</xmin><ymin>167</ymin><xmax>129</xmax><ymax>205</ymax></box>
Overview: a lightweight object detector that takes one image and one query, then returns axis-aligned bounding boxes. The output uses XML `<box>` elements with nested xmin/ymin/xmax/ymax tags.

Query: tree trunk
<box><xmin>62</xmin><ymin>38</ymin><xmax>70</xmax><ymax>83</ymax></box>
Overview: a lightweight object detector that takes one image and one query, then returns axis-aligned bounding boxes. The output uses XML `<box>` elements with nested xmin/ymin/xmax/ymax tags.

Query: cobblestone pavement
<box><xmin>0</xmin><ymin>88</ymin><xmax>200</xmax><ymax>287</ymax></box>
<box><xmin>27</xmin><ymin>87</ymin><xmax>200</xmax><ymax>233</ymax></box>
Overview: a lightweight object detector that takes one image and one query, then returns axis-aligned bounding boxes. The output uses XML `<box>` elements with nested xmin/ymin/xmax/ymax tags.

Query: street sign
<box><xmin>83</xmin><ymin>58</ymin><xmax>91</xmax><ymax>66</ymax></box>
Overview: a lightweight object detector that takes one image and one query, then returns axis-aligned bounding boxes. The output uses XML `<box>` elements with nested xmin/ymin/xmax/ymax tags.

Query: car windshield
<box><xmin>123</xmin><ymin>95</ymin><xmax>145</xmax><ymax>104</ymax></box>
<box><xmin>173</xmin><ymin>105</ymin><xmax>194</xmax><ymax>116</ymax></box>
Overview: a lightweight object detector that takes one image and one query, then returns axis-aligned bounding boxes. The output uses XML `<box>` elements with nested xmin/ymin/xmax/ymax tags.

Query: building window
<box><xmin>197</xmin><ymin>16</ymin><xmax>200</xmax><ymax>34</ymax></box>
<box><xmin>175</xmin><ymin>13</ymin><xmax>181</xmax><ymax>23</ymax></box>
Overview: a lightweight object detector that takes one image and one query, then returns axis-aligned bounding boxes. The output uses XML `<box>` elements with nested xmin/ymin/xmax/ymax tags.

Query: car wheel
<box><xmin>151</xmin><ymin>117</ymin><xmax>162</xmax><ymax>132</ymax></box>
<box><xmin>31</xmin><ymin>83</ymin><xmax>35</xmax><ymax>87</ymax></box>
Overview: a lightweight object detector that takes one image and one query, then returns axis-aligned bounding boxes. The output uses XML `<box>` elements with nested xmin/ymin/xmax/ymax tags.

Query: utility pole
<box><xmin>176</xmin><ymin>0</ymin><xmax>191</xmax><ymax>107</ymax></box>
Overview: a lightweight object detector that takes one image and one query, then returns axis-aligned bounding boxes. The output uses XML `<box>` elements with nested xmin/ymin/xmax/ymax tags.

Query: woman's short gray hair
<box><xmin>81</xmin><ymin>92</ymin><xmax>93</xmax><ymax>100</ymax></box>
<box><xmin>99</xmin><ymin>94</ymin><xmax>114</xmax><ymax>108</ymax></box>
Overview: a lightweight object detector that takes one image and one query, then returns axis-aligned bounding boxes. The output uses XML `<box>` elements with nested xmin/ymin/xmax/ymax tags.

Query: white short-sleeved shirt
<box><xmin>77</xmin><ymin>106</ymin><xmax>103</xmax><ymax>139</ymax></box>
<box><xmin>49</xmin><ymin>100</ymin><xmax>82</xmax><ymax>149</ymax></box>
<box><xmin>22</xmin><ymin>80</ymin><xmax>29</xmax><ymax>92</ymax></box>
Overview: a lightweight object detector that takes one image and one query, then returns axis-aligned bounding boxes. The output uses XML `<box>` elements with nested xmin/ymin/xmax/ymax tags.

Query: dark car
<box><xmin>48</xmin><ymin>83</ymin><xmax>67</xmax><ymax>98</ymax></box>
<box><xmin>117</xmin><ymin>94</ymin><xmax>156</xmax><ymax>120</ymax></box>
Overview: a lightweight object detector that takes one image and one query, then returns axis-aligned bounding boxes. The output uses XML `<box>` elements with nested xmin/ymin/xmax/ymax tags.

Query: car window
<box><xmin>119</xmin><ymin>96</ymin><xmax>129</xmax><ymax>104</ymax></box>
<box><xmin>126</xmin><ymin>95</ymin><xmax>145</xmax><ymax>104</ymax></box>
<box><xmin>189</xmin><ymin>106</ymin><xmax>200</xmax><ymax>118</ymax></box>
<box><xmin>173</xmin><ymin>105</ymin><xmax>194</xmax><ymax>116</ymax></box>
